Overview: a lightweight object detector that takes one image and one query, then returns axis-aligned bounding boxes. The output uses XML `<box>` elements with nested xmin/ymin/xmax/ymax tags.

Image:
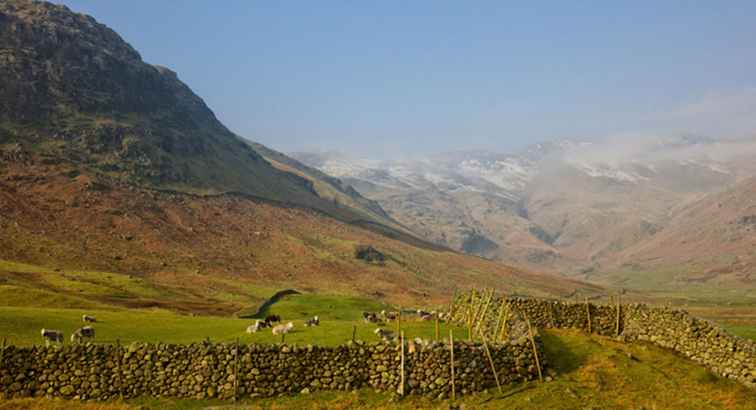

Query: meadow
<box><xmin>2</xmin><ymin>259</ymin><xmax>756</xmax><ymax>409</ymax></box>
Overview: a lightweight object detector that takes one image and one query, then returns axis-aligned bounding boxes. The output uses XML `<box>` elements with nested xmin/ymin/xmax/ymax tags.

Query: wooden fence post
<box><xmin>435</xmin><ymin>317</ymin><xmax>440</xmax><ymax>341</ymax></box>
<box><xmin>396</xmin><ymin>308</ymin><xmax>402</xmax><ymax>335</ymax></box>
<box><xmin>585</xmin><ymin>297</ymin><xmax>592</xmax><ymax>334</ymax></box>
<box><xmin>465</xmin><ymin>303</ymin><xmax>473</xmax><ymax>341</ymax></box>
<box><xmin>493</xmin><ymin>299</ymin><xmax>507</xmax><ymax>343</ymax></box>
<box><xmin>468</xmin><ymin>289</ymin><xmax>478</xmax><ymax>325</ymax></box>
<box><xmin>474</xmin><ymin>290</ymin><xmax>494</xmax><ymax>336</ymax></box>
<box><xmin>233</xmin><ymin>338</ymin><xmax>240</xmax><ymax>402</ymax></box>
<box><xmin>352</xmin><ymin>325</ymin><xmax>357</xmax><ymax>342</ymax></box>
<box><xmin>471</xmin><ymin>289</ymin><xmax>488</xmax><ymax>328</ymax></box>
<box><xmin>399</xmin><ymin>331</ymin><xmax>405</xmax><ymax>396</ymax></box>
<box><xmin>448</xmin><ymin>288</ymin><xmax>458</xmax><ymax>319</ymax></box>
<box><xmin>481</xmin><ymin>335</ymin><xmax>502</xmax><ymax>394</ymax></box>
<box><xmin>449</xmin><ymin>330</ymin><xmax>456</xmax><ymax>401</ymax></box>
<box><xmin>498</xmin><ymin>308</ymin><xmax>510</xmax><ymax>343</ymax></box>
<box><xmin>616</xmin><ymin>293</ymin><xmax>621</xmax><ymax>336</ymax></box>
<box><xmin>0</xmin><ymin>338</ymin><xmax>6</xmax><ymax>366</ymax></box>
<box><xmin>524</xmin><ymin>317</ymin><xmax>543</xmax><ymax>383</ymax></box>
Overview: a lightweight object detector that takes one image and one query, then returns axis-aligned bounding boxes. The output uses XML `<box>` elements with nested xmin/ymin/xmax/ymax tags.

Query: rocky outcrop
<box><xmin>354</xmin><ymin>245</ymin><xmax>386</xmax><ymax>263</ymax></box>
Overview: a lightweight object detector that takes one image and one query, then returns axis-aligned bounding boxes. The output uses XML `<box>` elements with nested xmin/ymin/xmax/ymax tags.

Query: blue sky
<box><xmin>57</xmin><ymin>1</ymin><xmax>756</xmax><ymax>157</ymax></box>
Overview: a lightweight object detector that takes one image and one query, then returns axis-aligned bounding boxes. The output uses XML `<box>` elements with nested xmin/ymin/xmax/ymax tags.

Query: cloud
<box><xmin>655</xmin><ymin>88</ymin><xmax>756</xmax><ymax>137</ymax></box>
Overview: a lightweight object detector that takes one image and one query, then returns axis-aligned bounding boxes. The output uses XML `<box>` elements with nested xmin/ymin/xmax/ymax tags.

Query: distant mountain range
<box><xmin>293</xmin><ymin>136</ymin><xmax>756</xmax><ymax>295</ymax></box>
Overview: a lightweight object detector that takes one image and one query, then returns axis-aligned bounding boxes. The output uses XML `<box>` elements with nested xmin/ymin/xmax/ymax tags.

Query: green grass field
<box><xmin>2</xmin><ymin>261</ymin><xmax>755</xmax><ymax>409</ymax></box>
<box><xmin>0</xmin><ymin>292</ymin><xmax>463</xmax><ymax>347</ymax></box>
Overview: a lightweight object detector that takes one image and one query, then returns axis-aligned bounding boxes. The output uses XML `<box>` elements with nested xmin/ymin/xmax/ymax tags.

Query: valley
<box><xmin>0</xmin><ymin>1</ymin><xmax>755</xmax><ymax>408</ymax></box>
<box><xmin>293</xmin><ymin>138</ymin><xmax>756</xmax><ymax>302</ymax></box>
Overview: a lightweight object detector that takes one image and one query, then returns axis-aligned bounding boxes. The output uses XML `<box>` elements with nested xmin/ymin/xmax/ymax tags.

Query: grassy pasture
<box><xmin>0</xmin><ymin>292</ymin><xmax>463</xmax><ymax>347</ymax></box>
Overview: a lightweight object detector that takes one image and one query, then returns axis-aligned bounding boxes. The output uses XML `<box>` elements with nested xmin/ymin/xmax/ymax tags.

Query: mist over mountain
<box><xmin>293</xmin><ymin>134</ymin><xmax>756</xmax><ymax>293</ymax></box>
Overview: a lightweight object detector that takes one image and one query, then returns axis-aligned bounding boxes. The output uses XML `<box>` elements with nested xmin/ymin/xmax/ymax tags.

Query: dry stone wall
<box><xmin>505</xmin><ymin>298</ymin><xmax>755</xmax><ymax>388</ymax></box>
<box><xmin>0</xmin><ymin>338</ymin><xmax>543</xmax><ymax>401</ymax></box>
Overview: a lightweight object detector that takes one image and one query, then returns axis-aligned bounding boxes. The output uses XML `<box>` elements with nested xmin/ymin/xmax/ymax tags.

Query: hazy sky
<box><xmin>56</xmin><ymin>1</ymin><xmax>756</xmax><ymax>157</ymax></box>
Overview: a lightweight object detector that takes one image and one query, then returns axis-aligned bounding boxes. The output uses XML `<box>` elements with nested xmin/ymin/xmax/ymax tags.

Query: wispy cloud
<box><xmin>653</xmin><ymin>88</ymin><xmax>756</xmax><ymax>137</ymax></box>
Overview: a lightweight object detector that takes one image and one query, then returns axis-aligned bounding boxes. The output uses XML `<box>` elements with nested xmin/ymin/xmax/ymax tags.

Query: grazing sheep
<box><xmin>363</xmin><ymin>312</ymin><xmax>380</xmax><ymax>323</ymax></box>
<box><xmin>272</xmin><ymin>322</ymin><xmax>294</xmax><ymax>335</ymax></box>
<box><xmin>71</xmin><ymin>326</ymin><xmax>95</xmax><ymax>343</ymax></box>
<box><xmin>41</xmin><ymin>329</ymin><xmax>64</xmax><ymax>345</ymax></box>
<box><xmin>382</xmin><ymin>310</ymin><xmax>399</xmax><ymax>321</ymax></box>
<box><xmin>263</xmin><ymin>314</ymin><xmax>281</xmax><ymax>327</ymax></box>
<box><xmin>304</xmin><ymin>316</ymin><xmax>320</xmax><ymax>327</ymax></box>
<box><xmin>246</xmin><ymin>320</ymin><xmax>266</xmax><ymax>333</ymax></box>
<box><xmin>374</xmin><ymin>327</ymin><xmax>395</xmax><ymax>341</ymax></box>
<box><xmin>82</xmin><ymin>314</ymin><xmax>97</xmax><ymax>323</ymax></box>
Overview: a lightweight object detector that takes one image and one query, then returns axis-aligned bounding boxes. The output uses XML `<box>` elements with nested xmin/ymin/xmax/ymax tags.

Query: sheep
<box><xmin>382</xmin><ymin>310</ymin><xmax>399</xmax><ymax>321</ymax></box>
<box><xmin>82</xmin><ymin>314</ymin><xmax>97</xmax><ymax>323</ymax></box>
<box><xmin>304</xmin><ymin>316</ymin><xmax>320</xmax><ymax>327</ymax></box>
<box><xmin>363</xmin><ymin>312</ymin><xmax>380</xmax><ymax>323</ymax></box>
<box><xmin>407</xmin><ymin>338</ymin><xmax>430</xmax><ymax>354</ymax></box>
<box><xmin>41</xmin><ymin>329</ymin><xmax>64</xmax><ymax>346</ymax></box>
<box><xmin>246</xmin><ymin>320</ymin><xmax>266</xmax><ymax>334</ymax></box>
<box><xmin>272</xmin><ymin>322</ymin><xmax>294</xmax><ymax>335</ymax></box>
<box><xmin>71</xmin><ymin>326</ymin><xmax>95</xmax><ymax>344</ymax></box>
<box><xmin>263</xmin><ymin>314</ymin><xmax>281</xmax><ymax>327</ymax></box>
<box><xmin>374</xmin><ymin>327</ymin><xmax>395</xmax><ymax>341</ymax></box>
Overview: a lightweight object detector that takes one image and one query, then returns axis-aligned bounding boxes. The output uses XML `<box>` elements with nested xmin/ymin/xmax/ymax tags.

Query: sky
<box><xmin>56</xmin><ymin>1</ymin><xmax>756</xmax><ymax>157</ymax></box>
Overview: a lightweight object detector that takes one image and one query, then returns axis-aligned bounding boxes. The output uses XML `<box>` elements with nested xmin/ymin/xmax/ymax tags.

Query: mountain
<box><xmin>0</xmin><ymin>0</ymin><xmax>422</xmax><ymax>243</ymax></box>
<box><xmin>599</xmin><ymin>177</ymin><xmax>756</xmax><ymax>292</ymax></box>
<box><xmin>293</xmin><ymin>136</ymin><xmax>756</xmax><ymax>298</ymax></box>
<box><xmin>0</xmin><ymin>0</ymin><xmax>601</xmax><ymax>311</ymax></box>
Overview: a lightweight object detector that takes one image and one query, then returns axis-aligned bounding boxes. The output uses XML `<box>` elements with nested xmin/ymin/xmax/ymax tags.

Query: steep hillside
<box><xmin>0</xmin><ymin>161</ymin><xmax>600</xmax><ymax>313</ymax></box>
<box><xmin>592</xmin><ymin>178</ymin><xmax>756</xmax><ymax>292</ymax></box>
<box><xmin>246</xmin><ymin>142</ymin><xmax>409</xmax><ymax>235</ymax></box>
<box><xmin>0</xmin><ymin>0</ymin><xmax>414</xmax><ymax>239</ymax></box>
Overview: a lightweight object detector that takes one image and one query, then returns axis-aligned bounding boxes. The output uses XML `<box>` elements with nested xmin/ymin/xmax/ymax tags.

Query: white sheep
<box><xmin>272</xmin><ymin>322</ymin><xmax>294</xmax><ymax>335</ymax></box>
<box><xmin>246</xmin><ymin>320</ymin><xmax>265</xmax><ymax>334</ymax></box>
<box><xmin>374</xmin><ymin>327</ymin><xmax>395</xmax><ymax>341</ymax></box>
<box><xmin>82</xmin><ymin>314</ymin><xmax>97</xmax><ymax>323</ymax></box>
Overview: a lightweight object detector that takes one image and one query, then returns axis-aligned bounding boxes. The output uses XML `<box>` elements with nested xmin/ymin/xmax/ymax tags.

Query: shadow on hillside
<box><xmin>238</xmin><ymin>289</ymin><xmax>301</xmax><ymax>319</ymax></box>
<box><xmin>540</xmin><ymin>331</ymin><xmax>586</xmax><ymax>374</ymax></box>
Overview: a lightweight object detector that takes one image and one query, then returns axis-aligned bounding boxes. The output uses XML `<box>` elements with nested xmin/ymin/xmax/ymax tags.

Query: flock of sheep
<box><xmin>40</xmin><ymin>315</ymin><xmax>97</xmax><ymax>346</ymax></box>
<box><xmin>244</xmin><ymin>309</ymin><xmax>446</xmax><ymax>342</ymax></box>
<box><xmin>39</xmin><ymin>308</ymin><xmax>447</xmax><ymax>346</ymax></box>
